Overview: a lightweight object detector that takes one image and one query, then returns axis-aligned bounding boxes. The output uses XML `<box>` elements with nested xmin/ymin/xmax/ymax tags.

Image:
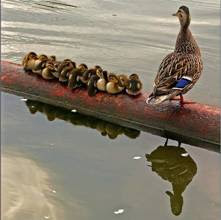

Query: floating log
<box><xmin>0</xmin><ymin>61</ymin><xmax>220</xmax><ymax>152</ymax></box>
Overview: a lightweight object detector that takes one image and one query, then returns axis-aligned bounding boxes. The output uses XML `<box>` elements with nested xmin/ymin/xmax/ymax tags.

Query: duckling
<box><xmin>126</xmin><ymin>73</ymin><xmax>142</xmax><ymax>96</ymax></box>
<box><xmin>81</xmin><ymin>65</ymin><xmax>102</xmax><ymax>84</ymax></box>
<box><xmin>68</xmin><ymin>63</ymin><xmax>88</xmax><ymax>89</ymax></box>
<box><xmin>87</xmin><ymin>74</ymin><xmax>100</xmax><ymax>96</ymax></box>
<box><xmin>96</xmin><ymin>70</ymin><xmax>108</xmax><ymax>91</ymax></box>
<box><xmin>32</xmin><ymin>54</ymin><xmax>49</xmax><ymax>75</ymax></box>
<box><xmin>49</xmin><ymin>60</ymin><xmax>62</xmax><ymax>78</ymax></box>
<box><xmin>41</xmin><ymin>62</ymin><xmax>56</xmax><ymax>80</ymax></box>
<box><xmin>118</xmin><ymin>74</ymin><xmax>129</xmax><ymax>88</ymax></box>
<box><xmin>86</xmin><ymin>66</ymin><xmax>106</xmax><ymax>96</ymax></box>
<box><xmin>106</xmin><ymin>73</ymin><xmax>124</xmax><ymax>94</ymax></box>
<box><xmin>58</xmin><ymin>59</ymin><xmax>76</xmax><ymax>82</ymax></box>
<box><xmin>22</xmin><ymin>52</ymin><xmax>38</xmax><ymax>71</ymax></box>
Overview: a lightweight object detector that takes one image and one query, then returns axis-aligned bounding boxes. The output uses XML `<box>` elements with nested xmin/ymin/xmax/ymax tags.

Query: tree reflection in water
<box><xmin>25</xmin><ymin>99</ymin><xmax>140</xmax><ymax>140</ymax></box>
<box><xmin>146</xmin><ymin>140</ymin><xmax>197</xmax><ymax>216</ymax></box>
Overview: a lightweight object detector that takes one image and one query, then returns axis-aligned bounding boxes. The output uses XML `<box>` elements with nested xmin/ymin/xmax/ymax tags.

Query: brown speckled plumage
<box><xmin>148</xmin><ymin>6</ymin><xmax>203</xmax><ymax>104</ymax></box>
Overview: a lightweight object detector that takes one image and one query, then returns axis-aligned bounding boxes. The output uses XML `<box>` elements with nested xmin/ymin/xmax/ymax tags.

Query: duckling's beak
<box><xmin>172</xmin><ymin>12</ymin><xmax>178</xmax><ymax>16</ymax></box>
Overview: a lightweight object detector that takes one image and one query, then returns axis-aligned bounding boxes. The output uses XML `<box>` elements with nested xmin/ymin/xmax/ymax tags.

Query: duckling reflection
<box><xmin>145</xmin><ymin>142</ymin><xmax>197</xmax><ymax>216</ymax></box>
<box><xmin>25</xmin><ymin>100</ymin><xmax>140</xmax><ymax>140</ymax></box>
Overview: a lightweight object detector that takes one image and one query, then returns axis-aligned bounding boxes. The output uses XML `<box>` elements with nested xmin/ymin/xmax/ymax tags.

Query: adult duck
<box><xmin>147</xmin><ymin>6</ymin><xmax>203</xmax><ymax>106</ymax></box>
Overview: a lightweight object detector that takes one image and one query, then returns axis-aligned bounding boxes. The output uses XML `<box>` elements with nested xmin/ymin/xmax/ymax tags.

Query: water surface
<box><xmin>1</xmin><ymin>0</ymin><xmax>220</xmax><ymax>219</ymax></box>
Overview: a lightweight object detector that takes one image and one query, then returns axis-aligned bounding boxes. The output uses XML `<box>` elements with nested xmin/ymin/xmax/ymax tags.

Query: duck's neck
<box><xmin>175</xmin><ymin>27</ymin><xmax>201</xmax><ymax>55</ymax></box>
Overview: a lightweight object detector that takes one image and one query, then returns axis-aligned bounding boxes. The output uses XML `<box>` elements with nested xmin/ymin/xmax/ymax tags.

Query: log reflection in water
<box><xmin>25</xmin><ymin>100</ymin><xmax>140</xmax><ymax>140</ymax></box>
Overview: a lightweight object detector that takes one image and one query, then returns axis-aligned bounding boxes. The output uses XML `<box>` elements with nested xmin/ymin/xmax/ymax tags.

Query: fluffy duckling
<box><xmin>106</xmin><ymin>73</ymin><xmax>124</xmax><ymax>94</ymax></box>
<box><xmin>58</xmin><ymin>59</ymin><xmax>76</xmax><ymax>82</ymax></box>
<box><xmin>81</xmin><ymin>65</ymin><xmax>102</xmax><ymax>84</ymax></box>
<box><xmin>28</xmin><ymin>54</ymin><xmax>49</xmax><ymax>75</ymax></box>
<box><xmin>126</xmin><ymin>73</ymin><xmax>142</xmax><ymax>96</ymax></box>
<box><xmin>68</xmin><ymin>63</ymin><xmax>88</xmax><ymax>89</ymax></box>
<box><xmin>22</xmin><ymin>52</ymin><xmax>38</xmax><ymax>71</ymax></box>
<box><xmin>118</xmin><ymin>74</ymin><xmax>129</xmax><ymax>87</ymax></box>
<box><xmin>41</xmin><ymin>62</ymin><xmax>56</xmax><ymax>80</ymax></box>
<box><xmin>35</xmin><ymin>54</ymin><xmax>49</xmax><ymax>70</ymax></box>
<box><xmin>87</xmin><ymin>66</ymin><xmax>107</xmax><ymax>96</ymax></box>
<box><xmin>96</xmin><ymin>70</ymin><xmax>108</xmax><ymax>91</ymax></box>
<box><xmin>87</xmin><ymin>74</ymin><xmax>100</xmax><ymax>96</ymax></box>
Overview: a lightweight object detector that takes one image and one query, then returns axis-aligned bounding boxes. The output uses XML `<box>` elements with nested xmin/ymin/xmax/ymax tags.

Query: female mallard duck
<box><xmin>147</xmin><ymin>6</ymin><xmax>203</xmax><ymax>106</ymax></box>
<box><xmin>68</xmin><ymin>63</ymin><xmax>88</xmax><ymax>89</ymax></box>
<box><xmin>106</xmin><ymin>73</ymin><xmax>124</xmax><ymax>94</ymax></box>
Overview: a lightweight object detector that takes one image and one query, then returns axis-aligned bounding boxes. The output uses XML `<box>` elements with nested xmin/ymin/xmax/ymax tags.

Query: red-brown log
<box><xmin>0</xmin><ymin>61</ymin><xmax>220</xmax><ymax>151</ymax></box>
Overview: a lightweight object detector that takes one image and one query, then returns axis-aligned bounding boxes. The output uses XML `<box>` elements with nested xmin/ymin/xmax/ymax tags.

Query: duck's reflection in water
<box><xmin>25</xmin><ymin>99</ymin><xmax>140</xmax><ymax>139</ymax></box>
<box><xmin>146</xmin><ymin>141</ymin><xmax>197</xmax><ymax>216</ymax></box>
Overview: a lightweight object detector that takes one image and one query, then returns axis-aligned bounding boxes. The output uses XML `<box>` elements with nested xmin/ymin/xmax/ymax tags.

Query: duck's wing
<box><xmin>152</xmin><ymin>52</ymin><xmax>202</xmax><ymax>97</ymax></box>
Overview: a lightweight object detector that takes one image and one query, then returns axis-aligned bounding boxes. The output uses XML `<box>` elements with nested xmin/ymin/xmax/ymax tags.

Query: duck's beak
<box><xmin>172</xmin><ymin>12</ymin><xmax>178</xmax><ymax>16</ymax></box>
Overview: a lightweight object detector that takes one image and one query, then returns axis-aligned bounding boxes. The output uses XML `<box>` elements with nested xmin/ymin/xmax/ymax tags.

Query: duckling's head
<box><xmin>118</xmin><ymin>74</ymin><xmax>129</xmax><ymax>87</ymax></box>
<box><xmin>35</xmin><ymin>54</ymin><xmax>48</xmax><ymax>69</ymax></box>
<box><xmin>173</xmin><ymin>6</ymin><xmax>191</xmax><ymax>29</ymax></box>
<box><xmin>27</xmin><ymin>52</ymin><xmax>37</xmax><ymax>60</ymax></box>
<box><xmin>95</xmin><ymin>66</ymin><xmax>103</xmax><ymax>77</ymax></box>
<box><xmin>38</xmin><ymin>54</ymin><xmax>48</xmax><ymax>61</ymax></box>
<box><xmin>129</xmin><ymin>73</ymin><xmax>139</xmax><ymax>81</ymax></box>
<box><xmin>46</xmin><ymin>62</ymin><xmax>55</xmax><ymax>71</ymax></box>
<box><xmin>108</xmin><ymin>73</ymin><xmax>119</xmax><ymax>83</ymax></box>
<box><xmin>78</xmin><ymin>63</ymin><xmax>88</xmax><ymax>71</ymax></box>
<box><xmin>49</xmin><ymin>55</ymin><xmax>56</xmax><ymax>61</ymax></box>
<box><xmin>64</xmin><ymin>59</ymin><xmax>72</xmax><ymax>63</ymax></box>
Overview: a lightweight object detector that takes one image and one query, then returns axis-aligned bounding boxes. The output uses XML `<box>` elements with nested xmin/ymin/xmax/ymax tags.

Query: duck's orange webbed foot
<box><xmin>171</xmin><ymin>94</ymin><xmax>196</xmax><ymax>107</ymax></box>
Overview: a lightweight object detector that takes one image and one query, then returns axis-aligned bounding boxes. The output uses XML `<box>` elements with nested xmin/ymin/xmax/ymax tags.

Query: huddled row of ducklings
<box><xmin>22</xmin><ymin>52</ymin><xmax>143</xmax><ymax>96</ymax></box>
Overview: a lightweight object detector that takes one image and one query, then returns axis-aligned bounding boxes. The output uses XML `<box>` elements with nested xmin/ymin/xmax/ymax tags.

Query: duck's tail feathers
<box><xmin>146</xmin><ymin>90</ymin><xmax>181</xmax><ymax>105</ymax></box>
<box><xmin>146</xmin><ymin>76</ymin><xmax>193</xmax><ymax>105</ymax></box>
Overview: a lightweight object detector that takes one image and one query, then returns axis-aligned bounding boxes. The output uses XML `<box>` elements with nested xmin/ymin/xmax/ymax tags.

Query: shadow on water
<box><xmin>25</xmin><ymin>99</ymin><xmax>141</xmax><ymax>139</ymax></box>
<box><xmin>146</xmin><ymin>141</ymin><xmax>197</xmax><ymax>216</ymax></box>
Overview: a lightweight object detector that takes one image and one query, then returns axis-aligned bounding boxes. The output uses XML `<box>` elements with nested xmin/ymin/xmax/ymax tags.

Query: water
<box><xmin>1</xmin><ymin>0</ymin><xmax>220</xmax><ymax>219</ymax></box>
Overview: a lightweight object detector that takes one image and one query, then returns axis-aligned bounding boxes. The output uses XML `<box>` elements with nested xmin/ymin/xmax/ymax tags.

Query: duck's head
<box><xmin>129</xmin><ymin>73</ymin><xmax>139</xmax><ymax>81</ymax></box>
<box><xmin>78</xmin><ymin>63</ymin><xmax>88</xmax><ymax>72</ymax></box>
<box><xmin>95</xmin><ymin>65</ymin><xmax>103</xmax><ymax>77</ymax></box>
<box><xmin>118</xmin><ymin>74</ymin><xmax>129</xmax><ymax>87</ymax></box>
<box><xmin>27</xmin><ymin>52</ymin><xmax>37</xmax><ymax>60</ymax></box>
<box><xmin>38</xmin><ymin>54</ymin><xmax>48</xmax><ymax>61</ymax></box>
<box><xmin>49</xmin><ymin>55</ymin><xmax>56</xmax><ymax>61</ymax></box>
<box><xmin>22</xmin><ymin>52</ymin><xmax>37</xmax><ymax>66</ymax></box>
<box><xmin>45</xmin><ymin>62</ymin><xmax>55</xmax><ymax>71</ymax></box>
<box><xmin>173</xmin><ymin>6</ymin><xmax>191</xmax><ymax>29</ymax></box>
<box><xmin>108</xmin><ymin>73</ymin><xmax>119</xmax><ymax>84</ymax></box>
<box><xmin>35</xmin><ymin>54</ymin><xmax>48</xmax><ymax>69</ymax></box>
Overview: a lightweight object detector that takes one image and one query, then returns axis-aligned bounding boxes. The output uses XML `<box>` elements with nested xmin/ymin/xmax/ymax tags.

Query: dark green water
<box><xmin>1</xmin><ymin>0</ymin><xmax>220</xmax><ymax>219</ymax></box>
